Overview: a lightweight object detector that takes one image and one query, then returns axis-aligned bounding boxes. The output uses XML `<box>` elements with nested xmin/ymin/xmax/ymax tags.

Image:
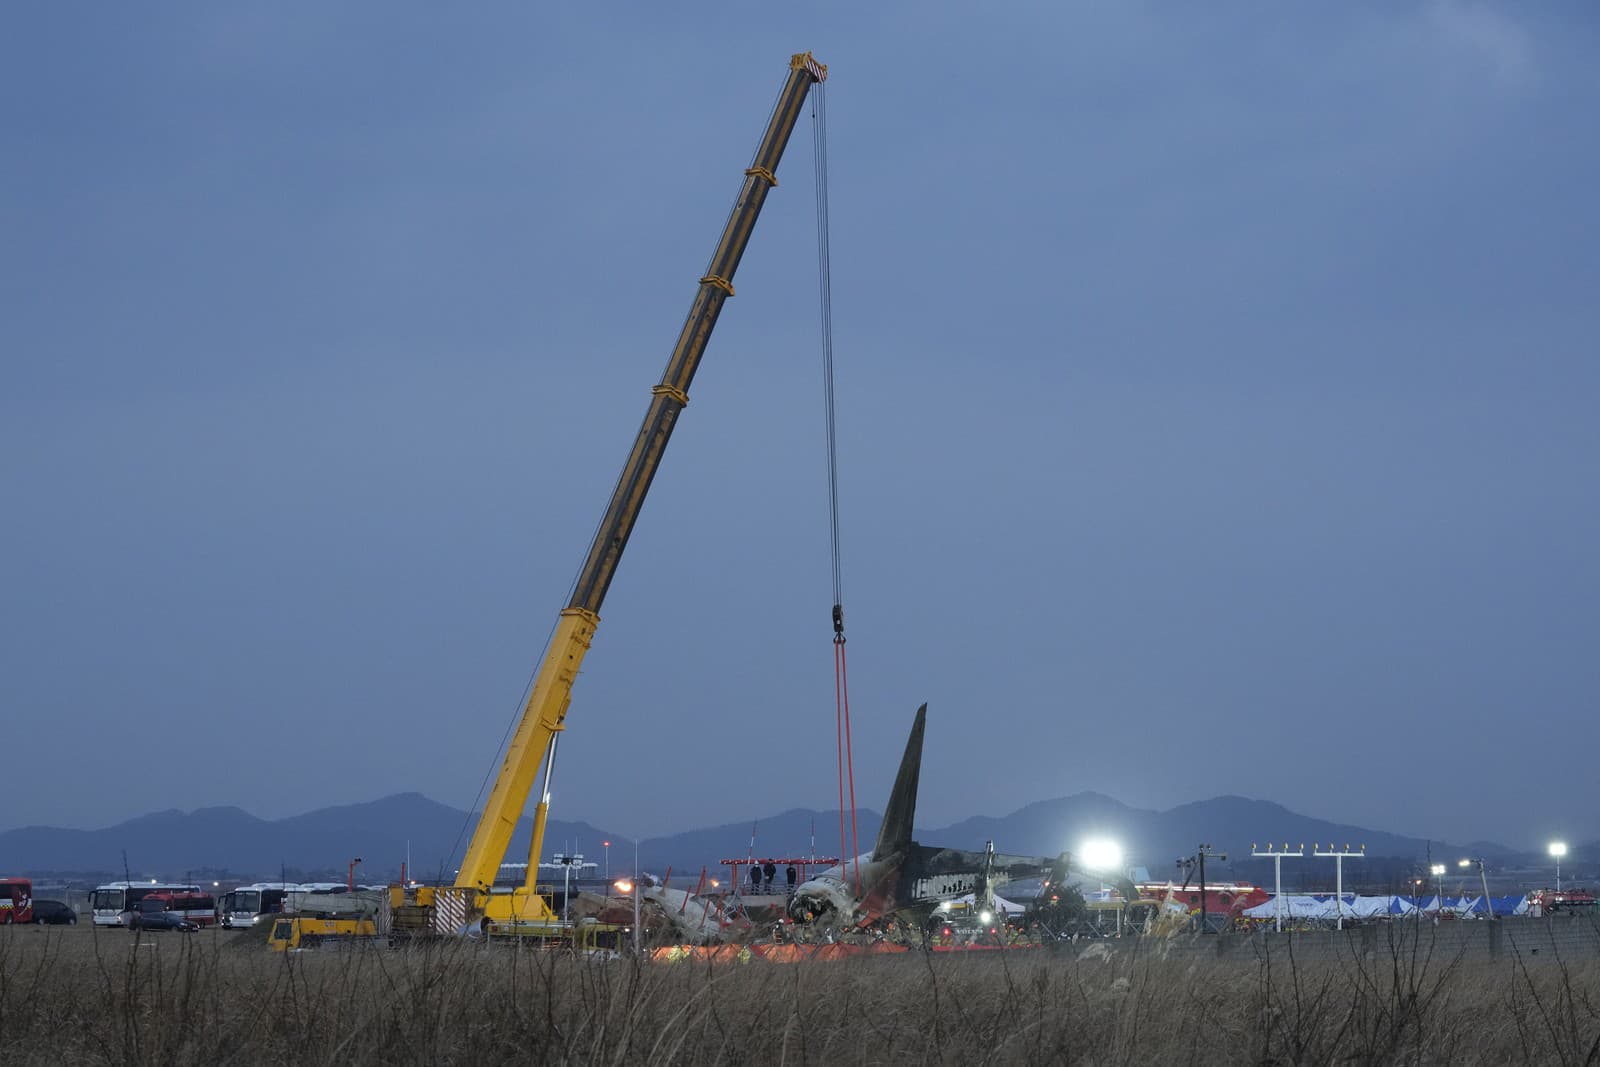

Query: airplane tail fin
<box><xmin>1037</xmin><ymin>852</ymin><xmax>1073</xmax><ymax>904</ymax></box>
<box><xmin>871</xmin><ymin>703</ymin><xmax>926</xmax><ymax>861</ymax></box>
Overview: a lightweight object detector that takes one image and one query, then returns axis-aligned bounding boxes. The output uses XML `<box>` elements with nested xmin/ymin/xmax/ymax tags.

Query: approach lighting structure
<box><xmin>1252</xmin><ymin>842</ymin><xmax>1301</xmax><ymax>932</ymax></box>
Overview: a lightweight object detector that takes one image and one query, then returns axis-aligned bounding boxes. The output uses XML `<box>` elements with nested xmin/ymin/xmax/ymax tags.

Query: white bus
<box><xmin>214</xmin><ymin>883</ymin><xmax>359</xmax><ymax>928</ymax></box>
<box><xmin>90</xmin><ymin>881</ymin><xmax>201</xmax><ymax>927</ymax></box>
<box><xmin>216</xmin><ymin>883</ymin><xmax>297</xmax><ymax>928</ymax></box>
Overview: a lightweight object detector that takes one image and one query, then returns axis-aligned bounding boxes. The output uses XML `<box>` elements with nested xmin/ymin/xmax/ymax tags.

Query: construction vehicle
<box><xmin>392</xmin><ymin>52</ymin><xmax>829</xmax><ymax>940</ymax></box>
<box><xmin>267</xmin><ymin>915</ymin><xmax>379</xmax><ymax>952</ymax></box>
<box><xmin>266</xmin><ymin>891</ymin><xmax>382</xmax><ymax>951</ymax></box>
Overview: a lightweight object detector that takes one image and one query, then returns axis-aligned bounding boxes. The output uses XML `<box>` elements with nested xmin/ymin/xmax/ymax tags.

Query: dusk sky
<box><xmin>5</xmin><ymin>3</ymin><xmax>1596</xmax><ymax>855</ymax></box>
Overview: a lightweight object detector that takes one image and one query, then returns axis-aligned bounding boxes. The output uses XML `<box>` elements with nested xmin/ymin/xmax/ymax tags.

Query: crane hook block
<box><xmin>832</xmin><ymin>603</ymin><xmax>844</xmax><ymax>636</ymax></box>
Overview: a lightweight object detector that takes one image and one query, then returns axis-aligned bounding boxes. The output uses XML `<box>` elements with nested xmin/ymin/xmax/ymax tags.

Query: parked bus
<box><xmin>217</xmin><ymin>883</ymin><xmax>295</xmax><ymax>928</ymax></box>
<box><xmin>0</xmin><ymin>878</ymin><xmax>33</xmax><ymax>924</ymax></box>
<box><xmin>90</xmin><ymin>881</ymin><xmax>201</xmax><ymax>927</ymax></box>
<box><xmin>145</xmin><ymin>891</ymin><xmax>217</xmax><ymax>928</ymax></box>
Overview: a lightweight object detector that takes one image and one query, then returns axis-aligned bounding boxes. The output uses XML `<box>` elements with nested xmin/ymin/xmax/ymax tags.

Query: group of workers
<box><xmin>746</xmin><ymin>862</ymin><xmax>798</xmax><ymax>895</ymax></box>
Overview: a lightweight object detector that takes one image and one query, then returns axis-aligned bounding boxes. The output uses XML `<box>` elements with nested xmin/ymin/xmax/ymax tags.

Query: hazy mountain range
<box><xmin>0</xmin><ymin>791</ymin><xmax>1566</xmax><ymax>885</ymax></box>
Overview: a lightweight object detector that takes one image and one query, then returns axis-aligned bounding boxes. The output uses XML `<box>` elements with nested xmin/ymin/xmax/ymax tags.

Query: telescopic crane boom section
<box><xmin>452</xmin><ymin>53</ymin><xmax>828</xmax><ymax>902</ymax></box>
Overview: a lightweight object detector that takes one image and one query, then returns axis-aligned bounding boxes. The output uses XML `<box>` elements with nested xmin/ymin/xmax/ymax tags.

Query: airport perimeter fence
<box><xmin>1138</xmin><ymin>915</ymin><xmax>1600</xmax><ymax>968</ymax></box>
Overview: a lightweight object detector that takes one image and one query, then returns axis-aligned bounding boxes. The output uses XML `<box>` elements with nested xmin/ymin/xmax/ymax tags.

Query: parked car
<box><xmin>127</xmin><ymin>899</ymin><xmax>197</xmax><ymax>932</ymax></box>
<box><xmin>31</xmin><ymin>900</ymin><xmax>77</xmax><ymax>925</ymax></box>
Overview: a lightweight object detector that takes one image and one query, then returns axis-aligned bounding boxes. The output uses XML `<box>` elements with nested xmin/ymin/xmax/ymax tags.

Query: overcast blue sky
<box><xmin>4</xmin><ymin>2</ymin><xmax>1596</xmax><ymax>854</ymax></box>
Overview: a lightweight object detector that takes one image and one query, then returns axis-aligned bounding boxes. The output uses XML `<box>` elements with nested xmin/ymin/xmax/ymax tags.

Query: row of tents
<box><xmin>1242</xmin><ymin>894</ymin><xmax>1533</xmax><ymax>921</ymax></box>
<box><xmin>944</xmin><ymin>891</ymin><xmax>1560</xmax><ymax>924</ymax></box>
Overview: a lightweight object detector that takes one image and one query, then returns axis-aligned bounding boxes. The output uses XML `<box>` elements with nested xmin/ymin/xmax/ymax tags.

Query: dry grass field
<box><xmin>4</xmin><ymin>922</ymin><xmax>1600</xmax><ymax>1064</ymax></box>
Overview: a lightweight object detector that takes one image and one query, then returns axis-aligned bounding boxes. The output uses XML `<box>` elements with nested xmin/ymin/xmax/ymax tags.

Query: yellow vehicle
<box><xmin>482</xmin><ymin>917</ymin><xmax>631</xmax><ymax>957</ymax></box>
<box><xmin>267</xmin><ymin>916</ymin><xmax>378</xmax><ymax>952</ymax></box>
<box><xmin>392</xmin><ymin>52</ymin><xmax>828</xmax><ymax>940</ymax></box>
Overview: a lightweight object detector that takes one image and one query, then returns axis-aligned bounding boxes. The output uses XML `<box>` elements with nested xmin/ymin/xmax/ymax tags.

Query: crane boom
<box><xmin>453</xmin><ymin>53</ymin><xmax>828</xmax><ymax>899</ymax></box>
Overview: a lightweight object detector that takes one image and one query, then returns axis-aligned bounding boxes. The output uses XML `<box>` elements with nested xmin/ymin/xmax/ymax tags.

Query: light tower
<box><xmin>1549</xmin><ymin>841</ymin><xmax>1568</xmax><ymax>894</ymax></box>
<box><xmin>553</xmin><ymin>852</ymin><xmax>583</xmax><ymax>926</ymax></box>
<box><xmin>1080</xmin><ymin>838</ymin><xmax>1126</xmax><ymax>935</ymax></box>
<box><xmin>1458</xmin><ymin>857</ymin><xmax>1494</xmax><ymax>920</ymax></box>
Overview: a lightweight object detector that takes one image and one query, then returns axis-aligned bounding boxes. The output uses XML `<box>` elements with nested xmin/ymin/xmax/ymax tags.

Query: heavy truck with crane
<box><xmin>391</xmin><ymin>52</ymin><xmax>829</xmax><ymax>940</ymax></box>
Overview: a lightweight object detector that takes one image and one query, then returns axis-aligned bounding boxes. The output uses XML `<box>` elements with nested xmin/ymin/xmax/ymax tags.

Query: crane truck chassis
<box><xmin>391</xmin><ymin>52</ymin><xmax>828</xmax><ymax>941</ymax></box>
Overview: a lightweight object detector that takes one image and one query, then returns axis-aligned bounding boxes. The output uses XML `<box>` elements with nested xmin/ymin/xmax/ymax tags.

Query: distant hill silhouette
<box><xmin>0</xmin><ymin>793</ymin><xmax>620</xmax><ymax>882</ymax></box>
<box><xmin>1</xmin><ymin>791</ymin><xmax>1522</xmax><ymax>883</ymax></box>
<box><xmin>917</xmin><ymin>792</ymin><xmax>1518</xmax><ymax>889</ymax></box>
<box><xmin>924</xmin><ymin>791</ymin><xmax>1443</xmax><ymax>868</ymax></box>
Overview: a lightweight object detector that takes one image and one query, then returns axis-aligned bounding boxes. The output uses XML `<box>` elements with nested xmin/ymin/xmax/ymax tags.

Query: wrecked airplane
<box><xmin>787</xmin><ymin>704</ymin><xmax>1077</xmax><ymax>932</ymax></box>
<box><xmin>631</xmin><ymin>874</ymin><xmax>752</xmax><ymax>944</ymax></box>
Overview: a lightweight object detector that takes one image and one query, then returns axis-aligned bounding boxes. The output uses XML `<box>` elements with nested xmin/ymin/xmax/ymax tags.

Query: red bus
<box><xmin>0</xmin><ymin>878</ymin><xmax>33</xmax><ymax>924</ymax></box>
<box><xmin>145</xmin><ymin>891</ymin><xmax>218</xmax><ymax>928</ymax></box>
<box><xmin>91</xmin><ymin>881</ymin><xmax>201</xmax><ymax>926</ymax></box>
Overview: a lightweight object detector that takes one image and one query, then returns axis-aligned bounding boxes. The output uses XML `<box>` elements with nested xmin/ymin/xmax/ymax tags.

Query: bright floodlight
<box><xmin>613</xmin><ymin>879</ymin><xmax>633</xmax><ymax>894</ymax></box>
<box><xmin>1430</xmin><ymin>864</ymin><xmax>1446</xmax><ymax>876</ymax></box>
<box><xmin>1458</xmin><ymin>859</ymin><xmax>1472</xmax><ymax>868</ymax></box>
<box><xmin>1550</xmin><ymin>842</ymin><xmax>1568</xmax><ymax>858</ymax></box>
<box><xmin>979</xmin><ymin>909</ymin><xmax>994</xmax><ymax>925</ymax></box>
<box><xmin>1080</xmin><ymin>838</ymin><xmax>1124</xmax><ymax>872</ymax></box>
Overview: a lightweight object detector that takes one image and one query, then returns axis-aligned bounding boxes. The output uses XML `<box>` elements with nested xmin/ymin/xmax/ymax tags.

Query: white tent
<box><xmin>1244</xmin><ymin>895</ymin><xmax>1342</xmax><ymax>921</ymax></box>
<box><xmin>1348</xmin><ymin>896</ymin><xmax>1393</xmax><ymax>918</ymax></box>
<box><xmin>1246</xmin><ymin>894</ymin><xmax>1421</xmax><ymax>921</ymax></box>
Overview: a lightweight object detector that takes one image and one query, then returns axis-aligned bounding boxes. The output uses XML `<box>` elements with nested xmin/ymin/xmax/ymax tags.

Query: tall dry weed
<box><xmin>3</xmin><ymin>920</ymin><xmax>1600</xmax><ymax>1064</ymax></box>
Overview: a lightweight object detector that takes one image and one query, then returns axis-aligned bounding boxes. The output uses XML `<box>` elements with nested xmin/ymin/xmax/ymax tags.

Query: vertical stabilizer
<box><xmin>871</xmin><ymin>704</ymin><xmax>926</xmax><ymax>861</ymax></box>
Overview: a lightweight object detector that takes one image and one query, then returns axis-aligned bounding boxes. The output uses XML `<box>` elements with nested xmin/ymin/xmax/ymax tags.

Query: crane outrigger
<box><xmin>394</xmin><ymin>52</ymin><xmax>828</xmax><ymax>938</ymax></box>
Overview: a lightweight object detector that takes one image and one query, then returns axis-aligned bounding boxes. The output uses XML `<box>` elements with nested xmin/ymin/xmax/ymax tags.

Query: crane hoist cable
<box><xmin>811</xmin><ymin>80</ymin><xmax>860</xmax><ymax>895</ymax></box>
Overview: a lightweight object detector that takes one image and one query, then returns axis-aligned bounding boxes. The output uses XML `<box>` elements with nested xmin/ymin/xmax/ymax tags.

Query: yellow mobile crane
<box><xmin>394</xmin><ymin>52</ymin><xmax>829</xmax><ymax>938</ymax></box>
